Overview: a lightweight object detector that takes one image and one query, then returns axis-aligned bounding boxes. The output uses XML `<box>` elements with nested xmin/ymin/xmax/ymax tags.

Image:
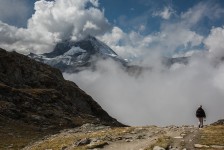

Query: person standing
<box><xmin>196</xmin><ymin>105</ymin><xmax>206</xmax><ymax>128</ymax></box>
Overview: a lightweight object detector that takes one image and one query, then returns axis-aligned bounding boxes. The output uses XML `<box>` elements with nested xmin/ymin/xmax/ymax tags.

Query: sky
<box><xmin>1</xmin><ymin>0</ymin><xmax>224</xmax><ymax>57</ymax></box>
<box><xmin>1</xmin><ymin>0</ymin><xmax>224</xmax><ymax>126</ymax></box>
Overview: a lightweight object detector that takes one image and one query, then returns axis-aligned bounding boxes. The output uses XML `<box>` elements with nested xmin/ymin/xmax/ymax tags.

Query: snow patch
<box><xmin>64</xmin><ymin>46</ymin><xmax>86</xmax><ymax>56</ymax></box>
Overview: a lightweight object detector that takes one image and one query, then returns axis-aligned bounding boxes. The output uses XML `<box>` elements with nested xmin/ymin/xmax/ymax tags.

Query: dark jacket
<box><xmin>196</xmin><ymin>107</ymin><xmax>206</xmax><ymax>118</ymax></box>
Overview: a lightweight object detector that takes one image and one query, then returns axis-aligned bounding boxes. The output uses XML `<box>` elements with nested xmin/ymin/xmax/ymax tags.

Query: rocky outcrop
<box><xmin>211</xmin><ymin>119</ymin><xmax>224</xmax><ymax>125</ymax></box>
<box><xmin>0</xmin><ymin>48</ymin><xmax>123</xmax><ymax>129</ymax></box>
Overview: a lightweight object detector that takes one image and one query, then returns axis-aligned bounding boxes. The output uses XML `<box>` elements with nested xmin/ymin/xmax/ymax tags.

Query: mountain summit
<box><xmin>29</xmin><ymin>35</ymin><xmax>126</xmax><ymax>72</ymax></box>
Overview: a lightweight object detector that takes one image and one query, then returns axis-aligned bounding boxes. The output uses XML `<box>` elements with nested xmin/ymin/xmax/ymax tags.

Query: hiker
<box><xmin>196</xmin><ymin>105</ymin><xmax>206</xmax><ymax>128</ymax></box>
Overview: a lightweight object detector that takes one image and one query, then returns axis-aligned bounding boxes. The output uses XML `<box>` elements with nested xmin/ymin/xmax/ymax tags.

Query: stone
<box><xmin>75</xmin><ymin>138</ymin><xmax>91</xmax><ymax>146</ymax></box>
<box><xmin>153</xmin><ymin>146</ymin><xmax>165</xmax><ymax>150</ymax></box>
<box><xmin>87</xmin><ymin>141</ymin><xmax>109</xmax><ymax>149</ymax></box>
<box><xmin>136</xmin><ymin>135</ymin><xmax>145</xmax><ymax>139</ymax></box>
<box><xmin>174</xmin><ymin>136</ymin><xmax>183</xmax><ymax>139</ymax></box>
<box><xmin>116</xmin><ymin>137</ymin><xmax>123</xmax><ymax>140</ymax></box>
<box><xmin>61</xmin><ymin>146</ymin><xmax>67</xmax><ymax>150</ymax></box>
<box><xmin>211</xmin><ymin>145</ymin><xmax>224</xmax><ymax>149</ymax></box>
<box><xmin>102</xmin><ymin>136</ymin><xmax>113</xmax><ymax>141</ymax></box>
<box><xmin>180</xmin><ymin>133</ymin><xmax>186</xmax><ymax>136</ymax></box>
<box><xmin>125</xmin><ymin>139</ymin><xmax>133</xmax><ymax>142</ymax></box>
<box><xmin>194</xmin><ymin>144</ymin><xmax>209</xmax><ymax>148</ymax></box>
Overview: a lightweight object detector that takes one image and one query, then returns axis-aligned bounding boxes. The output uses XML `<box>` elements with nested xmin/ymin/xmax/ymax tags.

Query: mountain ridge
<box><xmin>0</xmin><ymin>48</ymin><xmax>123</xmax><ymax>128</ymax></box>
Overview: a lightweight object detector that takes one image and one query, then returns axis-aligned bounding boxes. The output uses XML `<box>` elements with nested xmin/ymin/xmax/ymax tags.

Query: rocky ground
<box><xmin>22</xmin><ymin>123</ymin><xmax>224</xmax><ymax>150</ymax></box>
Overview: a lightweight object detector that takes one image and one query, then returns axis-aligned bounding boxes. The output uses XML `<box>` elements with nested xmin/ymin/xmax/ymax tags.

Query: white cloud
<box><xmin>90</xmin><ymin>0</ymin><xmax>99</xmax><ymax>7</ymax></box>
<box><xmin>180</xmin><ymin>2</ymin><xmax>224</xmax><ymax>28</ymax></box>
<box><xmin>153</xmin><ymin>6</ymin><xmax>174</xmax><ymax>20</ymax></box>
<box><xmin>0</xmin><ymin>0</ymin><xmax>110</xmax><ymax>54</ymax></box>
<box><xmin>99</xmin><ymin>24</ymin><xmax>204</xmax><ymax>61</ymax></box>
<box><xmin>83</xmin><ymin>21</ymin><xmax>100</xmax><ymax>32</ymax></box>
<box><xmin>204</xmin><ymin>27</ymin><xmax>224</xmax><ymax>58</ymax></box>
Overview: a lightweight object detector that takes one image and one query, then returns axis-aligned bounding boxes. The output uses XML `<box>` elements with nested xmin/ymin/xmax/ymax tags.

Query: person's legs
<box><xmin>201</xmin><ymin>117</ymin><xmax>204</xmax><ymax>128</ymax></box>
<box><xmin>199</xmin><ymin>117</ymin><xmax>203</xmax><ymax>128</ymax></box>
<box><xmin>198</xmin><ymin>118</ymin><xmax>201</xmax><ymax>128</ymax></box>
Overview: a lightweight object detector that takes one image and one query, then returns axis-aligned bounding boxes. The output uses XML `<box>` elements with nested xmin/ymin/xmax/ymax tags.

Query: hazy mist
<box><xmin>64</xmin><ymin>53</ymin><xmax>224</xmax><ymax>126</ymax></box>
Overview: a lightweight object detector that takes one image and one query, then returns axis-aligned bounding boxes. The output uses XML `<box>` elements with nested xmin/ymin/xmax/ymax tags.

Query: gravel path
<box><xmin>102</xmin><ymin>126</ymin><xmax>199</xmax><ymax>150</ymax></box>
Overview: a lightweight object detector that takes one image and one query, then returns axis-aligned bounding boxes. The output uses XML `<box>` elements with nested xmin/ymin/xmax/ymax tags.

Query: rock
<box><xmin>194</xmin><ymin>144</ymin><xmax>209</xmax><ymax>148</ymax></box>
<box><xmin>174</xmin><ymin>136</ymin><xmax>183</xmax><ymax>139</ymax></box>
<box><xmin>131</xmin><ymin>131</ymin><xmax>136</xmax><ymax>134</ymax></box>
<box><xmin>136</xmin><ymin>135</ymin><xmax>145</xmax><ymax>139</ymax></box>
<box><xmin>102</xmin><ymin>135</ymin><xmax>113</xmax><ymax>141</ymax></box>
<box><xmin>211</xmin><ymin>119</ymin><xmax>224</xmax><ymax>125</ymax></box>
<box><xmin>125</xmin><ymin>139</ymin><xmax>133</xmax><ymax>142</ymax></box>
<box><xmin>61</xmin><ymin>146</ymin><xmax>67</xmax><ymax>150</ymax></box>
<box><xmin>115</xmin><ymin>137</ymin><xmax>123</xmax><ymax>140</ymax></box>
<box><xmin>8</xmin><ymin>144</ymin><xmax>13</xmax><ymax>148</ymax></box>
<box><xmin>75</xmin><ymin>138</ymin><xmax>91</xmax><ymax>146</ymax></box>
<box><xmin>211</xmin><ymin>145</ymin><xmax>224</xmax><ymax>149</ymax></box>
<box><xmin>87</xmin><ymin>141</ymin><xmax>109</xmax><ymax>149</ymax></box>
<box><xmin>180</xmin><ymin>133</ymin><xmax>186</xmax><ymax>137</ymax></box>
<box><xmin>153</xmin><ymin>146</ymin><xmax>165</xmax><ymax>150</ymax></box>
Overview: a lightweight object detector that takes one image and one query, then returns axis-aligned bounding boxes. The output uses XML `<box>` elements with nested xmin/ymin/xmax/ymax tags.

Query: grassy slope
<box><xmin>0</xmin><ymin>118</ymin><xmax>57</xmax><ymax>149</ymax></box>
<box><xmin>197</xmin><ymin>125</ymin><xmax>224</xmax><ymax>149</ymax></box>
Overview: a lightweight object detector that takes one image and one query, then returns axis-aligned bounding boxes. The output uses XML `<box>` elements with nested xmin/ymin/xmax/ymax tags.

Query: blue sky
<box><xmin>100</xmin><ymin>0</ymin><xmax>224</xmax><ymax>35</ymax></box>
<box><xmin>2</xmin><ymin>0</ymin><xmax>224</xmax><ymax>35</ymax></box>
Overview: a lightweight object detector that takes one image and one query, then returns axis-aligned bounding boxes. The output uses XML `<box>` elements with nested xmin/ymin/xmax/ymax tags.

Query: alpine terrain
<box><xmin>0</xmin><ymin>48</ymin><xmax>123</xmax><ymax>149</ymax></box>
<box><xmin>29</xmin><ymin>35</ymin><xmax>127</xmax><ymax>73</ymax></box>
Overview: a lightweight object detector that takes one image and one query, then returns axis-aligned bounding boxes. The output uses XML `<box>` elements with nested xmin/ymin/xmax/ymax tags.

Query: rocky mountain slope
<box><xmin>0</xmin><ymin>48</ymin><xmax>123</xmax><ymax>149</ymax></box>
<box><xmin>29</xmin><ymin>35</ymin><xmax>127</xmax><ymax>73</ymax></box>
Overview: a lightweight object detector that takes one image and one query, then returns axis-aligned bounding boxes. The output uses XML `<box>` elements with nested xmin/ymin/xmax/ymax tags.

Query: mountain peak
<box><xmin>83</xmin><ymin>34</ymin><xmax>97</xmax><ymax>41</ymax></box>
<box><xmin>29</xmin><ymin>35</ymin><xmax>125</xmax><ymax>72</ymax></box>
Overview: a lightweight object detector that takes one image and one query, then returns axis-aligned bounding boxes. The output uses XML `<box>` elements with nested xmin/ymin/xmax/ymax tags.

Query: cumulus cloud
<box><xmin>204</xmin><ymin>27</ymin><xmax>224</xmax><ymax>58</ymax></box>
<box><xmin>0</xmin><ymin>20</ymin><xmax>57</xmax><ymax>54</ymax></box>
<box><xmin>0</xmin><ymin>0</ymin><xmax>110</xmax><ymax>54</ymax></box>
<box><xmin>99</xmin><ymin>24</ymin><xmax>204</xmax><ymax>61</ymax></box>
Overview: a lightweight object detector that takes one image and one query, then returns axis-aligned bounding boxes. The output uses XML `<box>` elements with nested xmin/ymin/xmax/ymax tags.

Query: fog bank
<box><xmin>64</xmin><ymin>54</ymin><xmax>224</xmax><ymax>126</ymax></box>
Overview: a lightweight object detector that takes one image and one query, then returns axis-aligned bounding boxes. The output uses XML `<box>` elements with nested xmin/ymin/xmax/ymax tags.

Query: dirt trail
<box><xmin>170</xmin><ymin>126</ymin><xmax>199</xmax><ymax>149</ymax></box>
<box><xmin>102</xmin><ymin>126</ymin><xmax>199</xmax><ymax>150</ymax></box>
<box><xmin>22</xmin><ymin>124</ymin><xmax>201</xmax><ymax>150</ymax></box>
<box><xmin>102</xmin><ymin>138</ymin><xmax>158</xmax><ymax>150</ymax></box>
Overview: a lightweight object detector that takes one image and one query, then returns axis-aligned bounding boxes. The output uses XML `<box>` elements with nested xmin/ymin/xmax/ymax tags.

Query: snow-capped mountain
<box><xmin>29</xmin><ymin>35</ymin><xmax>126</xmax><ymax>72</ymax></box>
